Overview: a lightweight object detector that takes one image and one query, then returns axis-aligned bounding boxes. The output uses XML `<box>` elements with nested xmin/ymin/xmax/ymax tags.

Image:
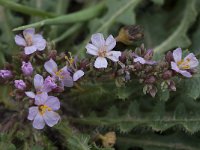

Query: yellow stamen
<box><xmin>55</xmin><ymin>70</ymin><xmax>64</xmax><ymax>79</ymax></box>
<box><xmin>38</xmin><ymin>105</ymin><xmax>52</xmax><ymax>115</ymax></box>
<box><xmin>65</xmin><ymin>52</ymin><xmax>74</xmax><ymax>65</ymax></box>
<box><xmin>177</xmin><ymin>59</ymin><xmax>191</xmax><ymax>70</ymax></box>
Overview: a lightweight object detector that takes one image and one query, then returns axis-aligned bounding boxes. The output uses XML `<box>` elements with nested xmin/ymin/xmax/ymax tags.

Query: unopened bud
<box><xmin>21</xmin><ymin>61</ymin><xmax>33</xmax><ymax>76</ymax></box>
<box><xmin>14</xmin><ymin>80</ymin><xmax>26</xmax><ymax>90</ymax></box>
<box><xmin>145</xmin><ymin>76</ymin><xmax>156</xmax><ymax>84</ymax></box>
<box><xmin>0</xmin><ymin>70</ymin><xmax>12</xmax><ymax>79</ymax></box>
<box><xmin>134</xmin><ymin>62</ymin><xmax>142</xmax><ymax>70</ymax></box>
<box><xmin>165</xmin><ymin>51</ymin><xmax>173</xmax><ymax>63</ymax></box>
<box><xmin>162</xmin><ymin>70</ymin><xmax>173</xmax><ymax>79</ymax></box>
<box><xmin>116</xmin><ymin>25</ymin><xmax>143</xmax><ymax>45</ymax></box>
<box><xmin>48</xmin><ymin>50</ymin><xmax>57</xmax><ymax>60</ymax></box>
<box><xmin>99</xmin><ymin>132</ymin><xmax>116</xmax><ymax>148</ymax></box>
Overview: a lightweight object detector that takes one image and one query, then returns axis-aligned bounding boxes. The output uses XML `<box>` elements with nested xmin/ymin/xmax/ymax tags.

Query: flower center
<box><xmin>98</xmin><ymin>46</ymin><xmax>107</xmax><ymax>57</ymax></box>
<box><xmin>177</xmin><ymin>58</ymin><xmax>190</xmax><ymax>70</ymax></box>
<box><xmin>56</xmin><ymin>70</ymin><xmax>64</xmax><ymax>79</ymax></box>
<box><xmin>38</xmin><ymin>105</ymin><xmax>52</xmax><ymax>115</ymax></box>
<box><xmin>37</xmin><ymin>91</ymin><xmax>43</xmax><ymax>95</ymax></box>
<box><xmin>24</xmin><ymin>33</ymin><xmax>33</xmax><ymax>46</ymax></box>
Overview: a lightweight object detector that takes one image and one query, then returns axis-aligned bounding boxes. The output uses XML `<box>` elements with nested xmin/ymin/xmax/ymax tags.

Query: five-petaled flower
<box><xmin>28</xmin><ymin>95</ymin><xmax>60</xmax><ymax>129</ymax></box>
<box><xmin>86</xmin><ymin>33</ymin><xmax>121</xmax><ymax>68</ymax></box>
<box><xmin>171</xmin><ymin>48</ymin><xmax>199</xmax><ymax>77</ymax></box>
<box><xmin>15</xmin><ymin>28</ymin><xmax>46</xmax><ymax>55</ymax></box>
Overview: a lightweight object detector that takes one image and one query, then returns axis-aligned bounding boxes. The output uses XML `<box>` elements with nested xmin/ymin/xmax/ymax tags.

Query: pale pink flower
<box><xmin>28</xmin><ymin>96</ymin><xmax>60</xmax><ymax>129</ymax></box>
<box><xmin>15</xmin><ymin>28</ymin><xmax>46</xmax><ymax>55</ymax></box>
<box><xmin>86</xmin><ymin>33</ymin><xmax>121</xmax><ymax>68</ymax></box>
<box><xmin>171</xmin><ymin>48</ymin><xmax>199</xmax><ymax>78</ymax></box>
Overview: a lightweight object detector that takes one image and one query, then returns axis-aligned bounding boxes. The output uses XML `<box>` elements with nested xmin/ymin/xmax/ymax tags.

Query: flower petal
<box><xmin>179</xmin><ymin>70</ymin><xmax>192</xmax><ymax>78</ymax></box>
<box><xmin>62</xmin><ymin>76</ymin><xmax>74</xmax><ymax>87</ymax></box>
<box><xmin>44</xmin><ymin>59</ymin><xmax>57</xmax><ymax>75</ymax></box>
<box><xmin>171</xmin><ymin>62</ymin><xmax>180</xmax><ymax>72</ymax></box>
<box><xmin>23</xmin><ymin>28</ymin><xmax>35</xmax><ymax>36</ymax></box>
<box><xmin>15</xmin><ymin>35</ymin><xmax>26</xmax><ymax>46</ymax></box>
<box><xmin>134</xmin><ymin>57</ymin><xmax>146</xmax><ymax>64</ymax></box>
<box><xmin>45</xmin><ymin>96</ymin><xmax>60</xmax><ymax>111</ymax></box>
<box><xmin>33</xmin><ymin>34</ymin><xmax>46</xmax><ymax>51</ymax></box>
<box><xmin>91</xmin><ymin>33</ymin><xmax>105</xmax><ymax>48</ymax></box>
<box><xmin>34</xmin><ymin>74</ymin><xmax>44</xmax><ymax>90</ymax></box>
<box><xmin>85</xmin><ymin>43</ymin><xmax>98</xmax><ymax>56</ymax></box>
<box><xmin>73</xmin><ymin>70</ymin><xmax>84</xmax><ymax>81</ymax></box>
<box><xmin>145</xmin><ymin>60</ymin><xmax>157</xmax><ymax>65</ymax></box>
<box><xmin>106</xmin><ymin>51</ymin><xmax>121</xmax><ymax>62</ymax></box>
<box><xmin>184</xmin><ymin>53</ymin><xmax>199</xmax><ymax>68</ymax></box>
<box><xmin>94</xmin><ymin>57</ymin><xmax>108</xmax><ymax>68</ymax></box>
<box><xmin>25</xmin><ymin>91</ymin><xmax>36</xmax><ymax>98</ymax></box>
<box><xmin>28</xmin><ymin>106</ymin><xmax>38</xmax><ymax>120</ymax></box>
<box><xmin>24</xmin><ymin>46</ymin><xmax>37</xmax><ymax>55</ymax></box>
<box><xmin>105</xmin><ymin>35</ymin><xmax>116</xmax><ymax>51</ymax></box>
<box><xmin>43</xmin><ymin>111</ymin><xmax>60</xmax><ymax>127</ymax></box>
<box><xmin>35</xmin><ymin>92</ymin><xmax>48</xmax><ymax>105</ymax></box>
<box><xmin>173</xmin><ymin>48</ymin><xmax>182</xmax><ymax>63</ymax></box>
<box><xmin>33</xmin><ymin>113</ymin><xmax>45</xmax><ymax>129</ymax></box>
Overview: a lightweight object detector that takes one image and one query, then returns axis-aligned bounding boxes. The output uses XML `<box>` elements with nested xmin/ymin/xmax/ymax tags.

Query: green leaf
<box><xmin>117</xmin><ymin>133</ymin><xmax>200</xmax><ymax>150</ymax></box>
<box><xmin>181</xmin><ymin>77</ymin><xmax>200</xmax><ymax>100</ymax></box>
<box><xmin>153</xmin><ymin>0</ymin><xmax>198</xmax><ymax>57</ymax></box>
<box><xmin>71</xmin><ymin>103</ymin><xmax>200</xmax><ymax>133</ymax></box>
<box><xmin>0</xmin><ymin>0</ymin><xmax>57</xmax><ymax>18</ymax></box>
<box><xmin>67</xmin><ymin>134</ymin><xmax>91</xmax><ymax>150</ymax></box>
<box><xmin>13</xmin><ymin>2</ymin><xmax>105</xmax><ymax>31</ymax></box>
<box><xmin>151</xmin><ymin>0</ymin><xmax>165</xmax><ymax>5</ymax></box>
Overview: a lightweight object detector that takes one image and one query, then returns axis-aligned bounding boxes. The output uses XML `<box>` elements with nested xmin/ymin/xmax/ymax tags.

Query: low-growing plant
<box><xmin>1</xmin><ymin>0</ymin><xmax>200</xmax><ymax>150</ymax></box>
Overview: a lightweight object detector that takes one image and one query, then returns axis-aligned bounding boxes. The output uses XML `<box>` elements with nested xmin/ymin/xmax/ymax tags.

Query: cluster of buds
<box><xmin>0</xmin><ymin>26</ymin><xmax>199</xmax><ymax>129</ymax></box>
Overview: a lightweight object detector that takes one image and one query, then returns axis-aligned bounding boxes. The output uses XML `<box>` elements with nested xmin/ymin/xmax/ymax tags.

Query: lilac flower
<box><xmin>0</xmin><ymin>70</ymin><xmax>12</xmax><ymax>79</ymax></box>
<box><xmin>25</xmin><ymin>74</ymin><xmax>48</xmax><ymax>102</ymax></box>
<box><xmin>86</xmin><ymin>33</ymin><xmax>121</xmax><ymax>68</ymax></box>
<box><xmin>44</xmin><ymin>59</ymin><xmax>73</xmax><ymax>87</ymax></box>
<box><xmin>73</xmin><ymin>70</ymin><xmax>84</xmax><ymax>81</ymax></box>
<box><xmin>21</xmin><ymin>61</ymin><xmax>33</xmax><ymax>76</ymax></box>
<box><xmin>171</xmin><ymin>48</ymin><xmax>199</xmax><ymax>77</ymax></box>
<box><xmin>14</xmin><ymin>80</ymin><xmax>26</xmax><ymax>90</ymax></box>
<box><xmin>28</xmin><ymin>95</ymin><xmax>60</xmax><ymax>129</ymax></box>
<box><xmin>44</xmin><ymin>76</ymin><xmax>57</xmax><ymax>92</ymax></box>
<box><xmin>15</xmin><ymin>28</ymin><xmax>46</xmax><ymax>55</ymax></box>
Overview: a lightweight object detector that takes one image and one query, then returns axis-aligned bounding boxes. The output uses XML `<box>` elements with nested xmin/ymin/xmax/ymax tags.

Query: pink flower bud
<box><xmin>21</xmin><ymin>61</ymin><xmax>33</xmax><ymax>76</ymax></box>
<box><xmin>14</xmin><ymin>80</ymin><xmax>26</xmax><ymax>90</ymax></box>
<box><xmin>0</xmin><ymin>70</ymin><xmax>12</xmax><ymax>79</ymax></box>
